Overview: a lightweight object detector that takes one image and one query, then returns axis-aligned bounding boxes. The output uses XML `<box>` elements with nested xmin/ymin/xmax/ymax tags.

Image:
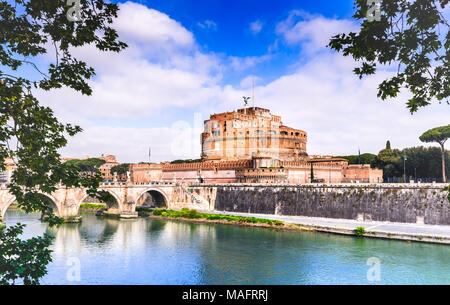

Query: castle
<box><xmin>130</xmin><ymin>107</ymin><xmax>383</xmax><ymax>184</ymax></box>
<box><xmin>201</xmin><ymin>107</ymin><xmax>307</xmax><ymax>161</ymax></box>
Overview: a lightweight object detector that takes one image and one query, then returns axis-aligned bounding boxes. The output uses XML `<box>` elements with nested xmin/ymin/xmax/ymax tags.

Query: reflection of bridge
<box><xmin>0</xmin><ymin>181</ymin><xmax>212</xmax><ymax>221</ymax></box>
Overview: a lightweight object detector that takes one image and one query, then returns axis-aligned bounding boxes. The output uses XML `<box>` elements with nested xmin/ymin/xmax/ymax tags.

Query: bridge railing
<box><xmin>99</xmin><ymin>180</ymin><xmax>180</xmax><ymax>187</ymax></box>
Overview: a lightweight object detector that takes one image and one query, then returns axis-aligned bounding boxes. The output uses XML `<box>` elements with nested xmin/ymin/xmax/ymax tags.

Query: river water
<box><xmin>3</xmin><ymin>210</ymin><xmax>450</xmax><ymax>284</ymax></box>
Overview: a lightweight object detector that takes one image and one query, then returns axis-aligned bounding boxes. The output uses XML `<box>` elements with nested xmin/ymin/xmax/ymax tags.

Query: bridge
<box><xmin>0</xmin><ymin>181</ymin><xmax>212</xmax><ymax>222</ymax></box>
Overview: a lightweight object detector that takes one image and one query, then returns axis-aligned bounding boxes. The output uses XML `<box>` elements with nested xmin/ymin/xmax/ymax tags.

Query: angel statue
<box><xmin>243</xmin><ymin>96</ymin><xmax>250</xmax><ymax>107</ymax></box>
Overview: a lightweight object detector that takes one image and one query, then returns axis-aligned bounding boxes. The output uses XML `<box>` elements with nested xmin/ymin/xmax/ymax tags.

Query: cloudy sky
<box><xmin>35</xmin><ymin>0</ymin><xmax>449</xmax><ymax>163</ymax></box>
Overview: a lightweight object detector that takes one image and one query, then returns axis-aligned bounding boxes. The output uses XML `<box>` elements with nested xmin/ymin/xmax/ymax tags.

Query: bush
<box><xmin>150</xmin><ymin>209</ymin><xmax>284</xmax><ymax>226</ymax></box>
<box><xmin>355</xmin><ymin>226</ymin><xmax>366</xmax><ymax>236</ymax></box>
<box><xmin>79</xmin><ymin>203</ymin><xmax>107</xmax><ymax>211</ymax></box>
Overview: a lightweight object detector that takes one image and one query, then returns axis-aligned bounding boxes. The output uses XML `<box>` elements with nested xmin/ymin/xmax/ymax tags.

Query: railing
<box><xmin>385</xmin><ymin>177</ymin><xmax>448</xmax><ymax>183</ymax></box>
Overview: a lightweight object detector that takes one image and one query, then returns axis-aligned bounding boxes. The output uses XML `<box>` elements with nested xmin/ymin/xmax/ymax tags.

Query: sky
<box><xmin>34</xmin><ymin>0</ymin><xmax>449</xmax><ymax>163</ymax></box>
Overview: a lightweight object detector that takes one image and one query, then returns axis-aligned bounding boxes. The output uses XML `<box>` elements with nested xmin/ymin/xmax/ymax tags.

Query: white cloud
<box><xmin>60</xmin><ymin>125</ymin><xmax>202</xmax><ymax>163</ymax></box>
<box><xmin>276</xmin><ymin>11</ymin><xmax>358</xmax><ymax>54</ymax></box>
<box><xmin>37</xmin><ymin>2</ymin><xmax>224</xmax><ymax>120</ymax></box>
<box><xmin>250</xmin><ymin>20</ymin><xmax>263</xmax><ymax>34</ymax></box>
<box><xmin>249</xmin><ymin>53</ymin><xmax>449</xmax><ymax>155</ymax></box>
<box><xmin>36</xmin><ymin>4</ymin><xmax>448</xmax><ymax>163</ymax></box>
<box><xmin>115</xmin><ymin>2</ymin><xmax>194</xmax><ymax>48</ymax></box>
<box><xmin>228</xmin><ymin>55</ymin><xmax>271</xmax><ymax>71</ymax></box>
<box><xmin>197</xmin><ymin>20</ymin><xmax>217</xmax><ymax>31</ymax></box>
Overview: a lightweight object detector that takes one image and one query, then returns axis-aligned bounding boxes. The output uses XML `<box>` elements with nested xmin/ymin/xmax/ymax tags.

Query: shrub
<box><xmin>355</xmin><ymin>226</ymin><xmax>366</xmax><ymax>236</ymax></box>
<box><xmin>150</xmin><ymin>208</ymin><xmax>285</xmax><ymax>226</ymax></box>
<box><xmin>80</xmin><ymin>203</ymin><xmax>107</xmax><ymax>211</ymax></box>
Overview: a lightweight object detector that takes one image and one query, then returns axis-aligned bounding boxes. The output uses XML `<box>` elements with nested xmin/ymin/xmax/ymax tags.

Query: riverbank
<box><xmin>138</xmin><ymin>208</ymin><xmax>450</xmax><ymax>245</ymax></box>
<box><xmin>203</xmin><ymin>210</ymin><xmax>450</xmax><ymax>245</ymax></box>
<box><xmin>140</xmin><ymin>208</ymin><xmax>313</xmax><ymax>232</ymax></box>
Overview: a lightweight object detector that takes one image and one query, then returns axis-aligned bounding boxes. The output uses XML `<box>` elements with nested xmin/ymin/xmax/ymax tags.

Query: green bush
<box><xmin>150</xmin><ymin>209</ymin><xmax>284</xmax><ymax>226</ymax></box>
<box><xmin>355</xmin><ymin>226</ymin><xmax>366</xmax><ymax>236</ymax></box>
<box><xmin>80</xmin><ymin>203</ymin><xmax>107</xmax><ymax>210</ymax></box>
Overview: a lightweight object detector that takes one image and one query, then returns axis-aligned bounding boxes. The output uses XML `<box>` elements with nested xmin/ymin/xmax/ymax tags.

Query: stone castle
<box><xmin>130</xmin><ymin>107</ymin><xmax>383</xmax><ymax>184</ymax></box>
<box><xmin>0</xmin><ymin>107</ymin><xmax>383</xmax><ymax>186</ymax></box>
<box><xmin>201</xmin><ymin>107</ymin><xmax>307</xmax><ymax>161</ymax></box>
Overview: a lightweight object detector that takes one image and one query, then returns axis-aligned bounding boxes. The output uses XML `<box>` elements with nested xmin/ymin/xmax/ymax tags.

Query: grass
<box><xmin>79</xmin><ymin>203</ymin><xmax>107</xmax><ymax>211</ymax></box>
<box><xmin>151</xmin><ymin>208</ymin><xmax>285</xmax><ymax>226</ymax></box>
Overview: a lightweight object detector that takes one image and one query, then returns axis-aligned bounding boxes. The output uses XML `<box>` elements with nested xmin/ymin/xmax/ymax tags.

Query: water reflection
<box><xmin>3</xmin><ymin>211</ymin><xmax>450</xmax><ymax>285</ymax></box>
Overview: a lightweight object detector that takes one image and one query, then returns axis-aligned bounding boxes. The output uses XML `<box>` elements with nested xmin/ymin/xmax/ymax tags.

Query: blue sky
<box><xmin>121</xmin><ymin>0</ymin><xmax>355</xmax><ymax>86</ymax></box>
<box><xmin>33</xmin><ymin>1</ymin><xmax>449</xmax><ymax>163</ymax></box>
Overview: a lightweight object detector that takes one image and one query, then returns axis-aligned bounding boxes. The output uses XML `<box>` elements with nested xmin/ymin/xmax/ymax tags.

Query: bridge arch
<box><xmin>136</xmin><ymin>188</ymin><xmax>169</xmax><ymax>208</ymax></box>
<box><xmin>77</xmin><ymin>189</ymin><xmax>122</xmax><ymax>214</ymax></box>
<box><xmin>1</xmin><ymin>193</ymin><xmax>60</xmax><ymax>219</ymax></box>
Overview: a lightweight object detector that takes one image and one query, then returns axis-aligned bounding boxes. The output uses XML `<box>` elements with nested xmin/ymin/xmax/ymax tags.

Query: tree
<box><xmin>335</xmin><ymin>153</ymin><xmax>377</xmax><ymax>165</ymax></box>
<box><xmin>0</xmin><ymin>224</ymin><xmax>52</xmax><ymax>285</ymax></box>
<box><xmin>64</xmin><ymin>158</ymin><xmax>106</xmax><ymax>172</ymax></box>
<box><xmin>328</xmin><ymin>0</ymin><xmax>449</xmax><ymax>113</ymax></box>
<box><xmin>110</xmin><ymin>163</ymin><xmax>130</xmax><ymax>175</ymax></box>
<box><xmin>372</xmin><ymin>144</ymin><xmax>450</xmax><ymax>181</ymax></box>
<box><xmin>419</xmin><ymin>125</ymin><xmax>450</xmax><ymax>182</ymax></box>
<box><xmin>386</xmin><ymin>140</ymin><xmax>391</xmax><ymax>150</ymax></box>
<box><xmin>0</xmin><ymin>0</ymin><xmax>126</xmax><ymax>284</ymax></box>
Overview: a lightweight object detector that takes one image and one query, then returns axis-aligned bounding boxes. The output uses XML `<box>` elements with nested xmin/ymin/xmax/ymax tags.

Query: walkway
<box><xmin>202</xmin><ymin>210</ymin><xmax>450</xmax><ymax>244</ymax></box>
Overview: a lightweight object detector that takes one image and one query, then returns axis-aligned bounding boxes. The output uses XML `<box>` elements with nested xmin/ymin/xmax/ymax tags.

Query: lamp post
<box><xmin>403</xmin><ymin>155</ymin><xmax>407</xmax><ymax>183</ymax></box>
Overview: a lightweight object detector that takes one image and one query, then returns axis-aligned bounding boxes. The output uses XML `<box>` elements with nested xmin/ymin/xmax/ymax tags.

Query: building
<box><xmin>62</xmin><ymin>155</ymin><xmax>127</xmax><ymax>182</ymax></box>
<box><xmin>201</xmin><ymin>107</ymin><xmax>307</xmax><ymax>161</ymax></box>
<box><xmin>98</xmin><ymin>155</ymin><xmax>121</xmax><ymax>181</ymax></box>
<box><xmin>130</xmin><ymin>107</ymin><xmax>383</xmax><ymax>184</ymax></box>
<box><xmin>0</xmin><ymin>158</ymin><xmax>16</xmax><ymax>183</ymax></box>
<box><xmin>130</xmin><ymin>163</ymin><xmax>162</xmax><ymax>183</ymax></box>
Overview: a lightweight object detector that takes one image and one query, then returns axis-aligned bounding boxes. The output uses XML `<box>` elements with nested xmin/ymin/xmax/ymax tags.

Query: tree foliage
<box><xmin>386</xmin><ymin>140</ymin><xmax>391</xmax><ymax>149</ymax></box>
<box><xmin>335</xmin><ymin>153</ymin><xmax>377</xmax><ymax>165</ymax></box>
<box><xmin>0</xmin><ymin>0</ymin><xmax>126</xmax><ymax>284</ymax></box>
<box><xmin>0</xmin><ymin>224</ymin><xmax>52</xmax><ymax>285</ymax></box>
<box><xmin>328</xmin><ymin>0</ymin><xmax>450</xmax><ymax>113</ymax></box>
<box><xmin>170</xmin><ymin>159</ymin><xmax>203</xmax><ymax>164</ymax></box>
<box><xmin>419</xmin><ymin>124</ymin><xmax>450</xmax><ymax>144</ymax></box>
<box><xmin>0</xmin><ymin>0</ymin><xmax>126</xmax><ymax>220</ymax></box>
<box><xmin>110</xmin><ymin>163</ymin><xmax>130</xmax><ymax>175</ymax></box>
<box><xmin>372</xmin><ymin>144</ymin><xmax>450</xmax><ymax>180</ymax></box>
<box><xmin>64</xmin><ymin>158</ymin><xmax>105</xmax><ymax>172</ymax></box>
<box><xmin>419</xmin><ymin>124</ymin><xmax>450</xmax><ymax>182</ymax></box>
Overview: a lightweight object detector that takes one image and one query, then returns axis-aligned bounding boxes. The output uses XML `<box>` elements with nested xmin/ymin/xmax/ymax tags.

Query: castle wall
<box><xmin>130</xmin><ymin>163</ymin><xmax>162</xmax><ymax>183</ymax></box>
<box><xmin>342</xmin><ymin>164</ymin><xmax>383</xmax><ymax>183</ymax></box>
<box><xmin>210</xmin><ymin>184</ymin><xmax>450</xmax><ymax>225</ymax></box>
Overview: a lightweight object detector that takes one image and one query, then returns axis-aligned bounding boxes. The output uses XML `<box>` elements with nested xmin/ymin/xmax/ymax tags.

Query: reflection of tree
<box><xmin>45</xmin><ymin>223</ymin><xmax>82</xmax><ymax>256</ymax></box>
<box><xmin>77</xmin><ymin>217</ymin><xmax>120</xmax><ymax>246</ymax></box>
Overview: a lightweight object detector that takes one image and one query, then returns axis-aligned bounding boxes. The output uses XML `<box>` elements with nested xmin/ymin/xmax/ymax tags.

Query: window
<box><xmin>255</xmin><ymin>130</ymin><xmax>263</xmax><ymax>135</ymax></box>
<box><xmin>280</xmin><ymin>131</ymin><xmax>288</xmax><ymax>135</ymax></box>
<box><xmin>268</xmin><ymin>130</ymin><xmax>276</xmax><ymax>135</ymax></box>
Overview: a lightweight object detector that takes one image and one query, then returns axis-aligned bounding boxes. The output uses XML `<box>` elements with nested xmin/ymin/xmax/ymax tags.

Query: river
<box><xmin>3</xmin><ymin>210</ymin><xmax>450</xmax><ymax>284</ymax></box>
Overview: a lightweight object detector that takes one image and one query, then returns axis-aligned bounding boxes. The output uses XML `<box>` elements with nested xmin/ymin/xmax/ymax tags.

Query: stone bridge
<box><xmin>0</xmin><ymin>181</ymin><xmax>212</xmax><ymax>221</ymax></box>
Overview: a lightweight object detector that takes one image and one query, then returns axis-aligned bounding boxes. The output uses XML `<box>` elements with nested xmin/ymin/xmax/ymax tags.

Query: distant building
<box><xmin>130</xmin><ymin>107</ymin><xmax>383</xmax><ymax>184</ymax></box>
<box><xmin>62</xmin><ymin>155</ymin><xmax>126</xmax><ymax>182</ymax></box>
<box><xmin>0</xmin><ymin>158</ymin><xmax>15</xmax><ymax>183</ymax></box>
<box><xmin>98</xmin><ymin>155</ymin><xmax>121</xmax><ymax>181</ymax></box>
<box><xmin>201</xmin><ymin>107</ymin><xmax>307</xmax><ymax>161</ymax></box>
